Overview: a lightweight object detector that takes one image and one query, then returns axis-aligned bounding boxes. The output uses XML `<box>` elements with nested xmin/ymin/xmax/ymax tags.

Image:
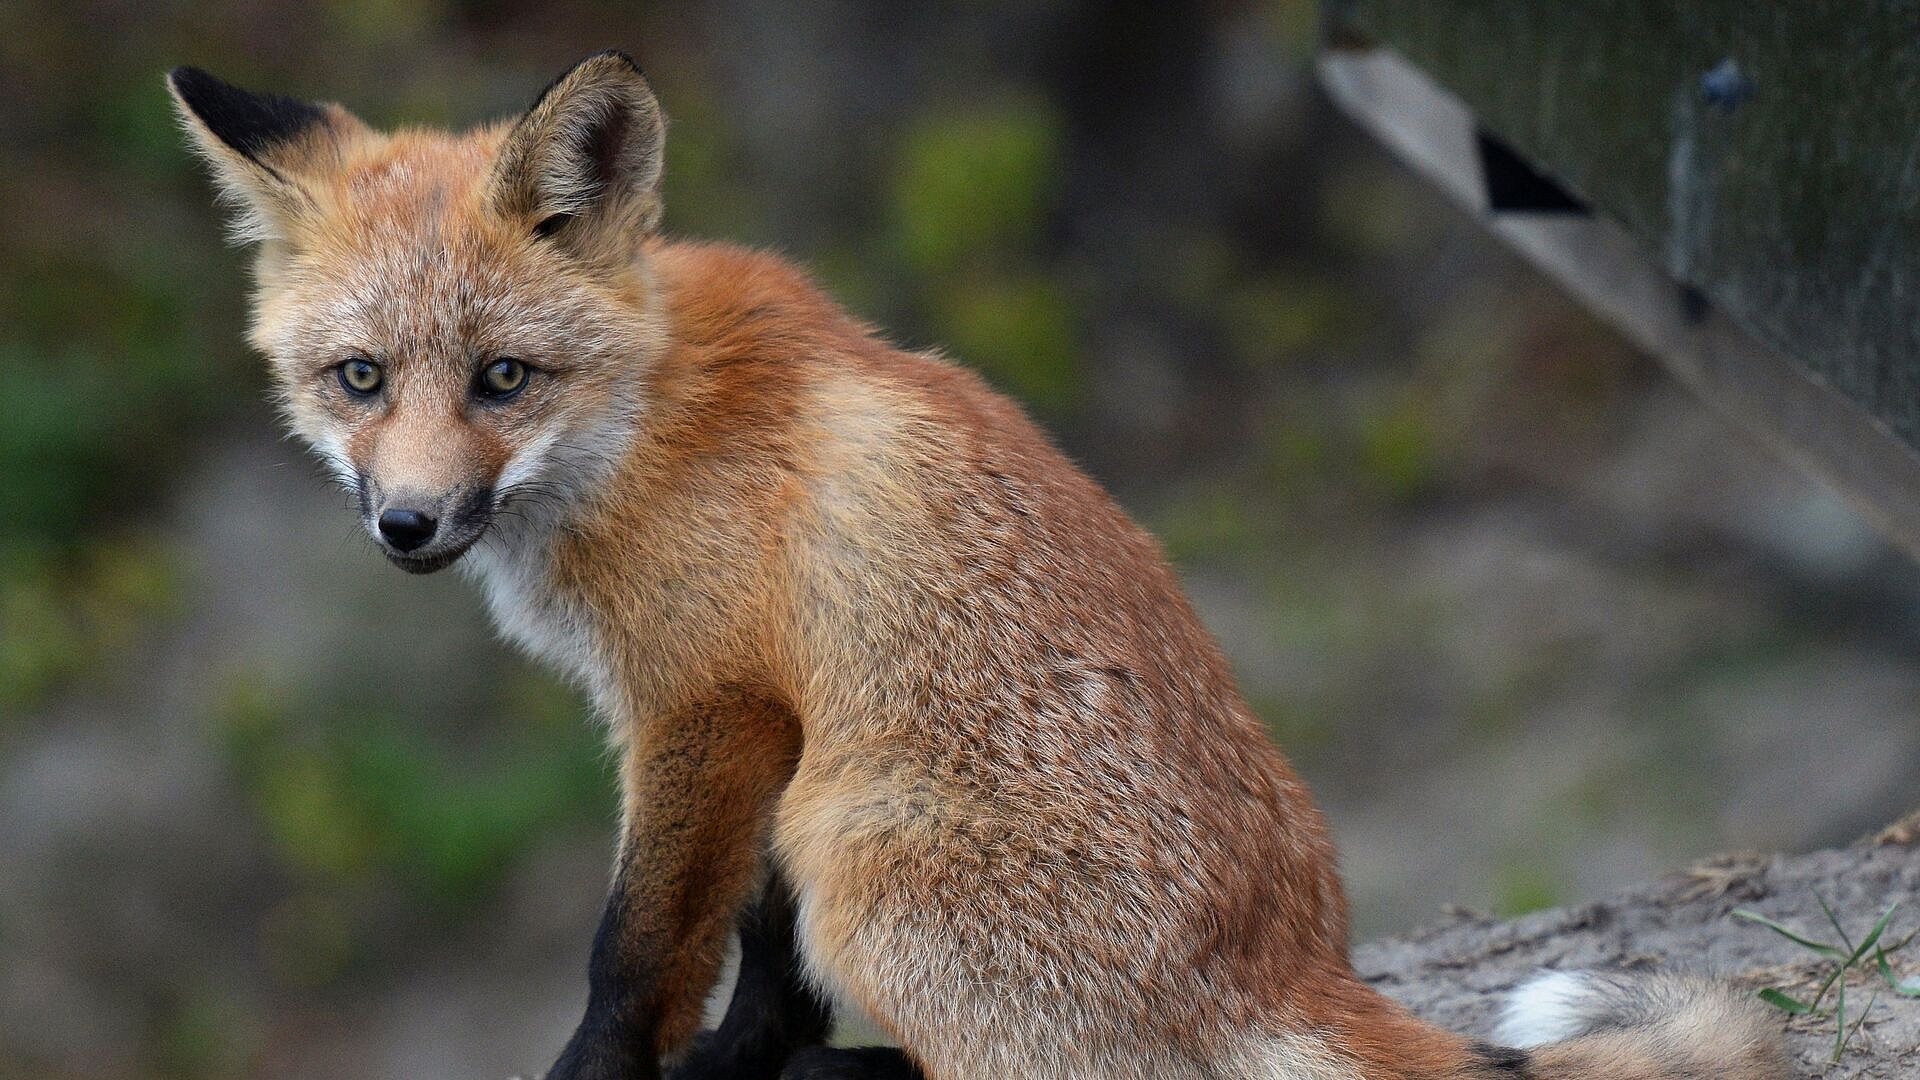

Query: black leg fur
<box><xmin>668</xmin><ymin>874</ymin><xmax>836</xmax><ymax>1080</ymax></box>
<box><xmin>547</xmin><ymin>888</ymin><xmax>658</xmax><ymax>1080</ymax></box>
<box><xmin>780</xmin><ymin>1047</ymin><xmax>923</xmax><ymax>1080</ymax></box>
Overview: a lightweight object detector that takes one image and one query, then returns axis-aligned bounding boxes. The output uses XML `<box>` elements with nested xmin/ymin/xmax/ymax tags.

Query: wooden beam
<box><xmin>1320</xmin><ymin>47</ymin><xmax>1920</xmax><ymax>559</ymax></box>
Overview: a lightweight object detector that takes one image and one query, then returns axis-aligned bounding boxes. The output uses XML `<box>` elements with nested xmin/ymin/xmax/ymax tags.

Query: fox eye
<box><xmin>338</xmin><ymin>357</ymin><xmax>383</xmax><ymax>396</ymax></box>
<box><xmin>478</xmin><ymin>357</ymin><xmax>529</xmax><ymax>400</ymax></box>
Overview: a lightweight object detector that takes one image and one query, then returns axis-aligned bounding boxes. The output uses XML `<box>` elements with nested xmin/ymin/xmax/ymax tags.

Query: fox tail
<box><xmin>1487</xmin><ymin>970</ymin><xmax>1788</xmax><ymax>1079</ymax></box>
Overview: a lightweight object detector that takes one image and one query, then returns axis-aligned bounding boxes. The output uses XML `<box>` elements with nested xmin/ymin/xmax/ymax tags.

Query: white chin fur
<box><xmin>1494</xmin><ymin>970</ymin><xmax>1595</xmax><ymax>1048</ymax></box>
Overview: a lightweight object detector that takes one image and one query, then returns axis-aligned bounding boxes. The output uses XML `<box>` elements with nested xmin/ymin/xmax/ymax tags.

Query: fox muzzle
<box><xmin>360</xmin><ymin>482</ymin><xmax>495</xmax><ymax>574</ymax></box>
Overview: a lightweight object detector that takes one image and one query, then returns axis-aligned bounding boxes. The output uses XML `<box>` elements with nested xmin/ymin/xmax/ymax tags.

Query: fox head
<box><xmin>170</xmin><ymin>53</ymin><xmax>667</xmax><ymax>572</ymax></box>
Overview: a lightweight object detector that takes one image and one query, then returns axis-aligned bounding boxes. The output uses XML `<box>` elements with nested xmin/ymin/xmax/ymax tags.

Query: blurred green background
<box><xmin>5</xmin><ymin>2</ymin><xmax>1919</xmax><ymax>1077</ymax></box>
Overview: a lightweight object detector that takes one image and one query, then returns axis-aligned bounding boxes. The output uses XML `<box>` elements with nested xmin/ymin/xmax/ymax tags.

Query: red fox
<box><xmin>170</xmin><ymin>52</ymin><xmax>1787</xmax><ymax>1080</ymax></box>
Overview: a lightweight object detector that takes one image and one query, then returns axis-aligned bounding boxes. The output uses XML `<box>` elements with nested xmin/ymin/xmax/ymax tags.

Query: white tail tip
<box><xmin>1494</xmin><ymin>970</ymin><xmax>1596</xmax><ymax>1048</ymax></box>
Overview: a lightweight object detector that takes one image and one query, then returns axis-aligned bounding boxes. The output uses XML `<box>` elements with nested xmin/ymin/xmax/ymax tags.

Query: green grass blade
<box><xmin>1882</xmin><ymin>952</ymin><xmax>1920</xmax><ymax>998</ymax></box>
<box><xmin>1831</xmin><ymin>980</ymin><xmax>1846</xmax><ymax>1063</ymax></box>
<box><xmin>1732</xmin><ymin>909</ymin><xmax>1844</xmax><ymax>958</ymax></box>
<box><xmin>1839</xmin><ymin>987</ymin><xmax>1878</xmax><ymax>1059</ymax></box>
<box><xmin>1757</xmin><ymin>987</ymin><xmax>1813</xmax><ymax>1014</ymax></box>
<box><xmin>1815</xmin><ymin>890</ymin><xmax>1855</xmax><ymax>954</ymax></box>
<box><xmin>1811</xmin><ymin>961</ymin><xmax>1848</xmax><ymax>1014</ymax></box>
<box><xmin>1845</xmin><ymin>901</ymin><xmax>1901</xmax><ymax>965</ymax></box>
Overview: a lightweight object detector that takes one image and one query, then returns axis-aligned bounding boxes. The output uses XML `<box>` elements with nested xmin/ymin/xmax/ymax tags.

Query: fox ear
<box><xmin>491</xmin><ymin>51</ymin><xmax>666</xmax><ymax>266</ymax></box>
<box><xmin>167</xmin><ymin>67</ymin><xmax>364</xmax><ymax>243</ymax></box>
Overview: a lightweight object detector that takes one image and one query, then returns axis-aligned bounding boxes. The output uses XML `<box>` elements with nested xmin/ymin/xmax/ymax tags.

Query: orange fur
<box><xmin>172</xmin><ymin>54</ymin><xmax>1786</xmax><ymax>1080</ymax></box>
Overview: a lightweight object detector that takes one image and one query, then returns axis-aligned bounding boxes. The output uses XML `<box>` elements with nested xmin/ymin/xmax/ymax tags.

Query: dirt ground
<box><xmin>1358</xmin><ymin>813</ymin><xmax>1920</xmax><ymax>1078</ymax></box>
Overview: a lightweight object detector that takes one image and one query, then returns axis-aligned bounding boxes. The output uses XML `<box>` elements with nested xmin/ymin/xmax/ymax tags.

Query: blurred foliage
<box><xmin>151</xmin><ymin>987</ymin><xmax>259</xmax><ymax>1080</ymax></box>
<box><xmin>0</xmin><ymin>0</ymin><xmax>253</xmax><ymax>720</ymax></box>
<box><xmin>215</xmin><ymin>670</ymin><xmax>608</xmax><ymax>919</ymax></box>
<box><xmin>1</xmin><ymin>534</ymin><xmax>181</xmax><ymax>716</ymax></box>
<box><xmin>887</xmin><ymin>98</ymin><xmax>1083</xmax><ymax>409</ymax></box>
<box><xmin>1222</xmin><ymin>272</ymin><xmax>1365</xmax><ymax>367</ymax></box>
<box><xmin>890</xmin><ymin>98</ymin><xmax>1064</xmax><ymax>275</ymax></box>
<box><xmin>1492</xmin><ymin>858</ymin><xmax>1566</xmax><ymax>918</ymax></box>
<box><xmin>933</xmin><ymin>274</ymin><xmax>1081</xmax><ymax>408</ymax></box>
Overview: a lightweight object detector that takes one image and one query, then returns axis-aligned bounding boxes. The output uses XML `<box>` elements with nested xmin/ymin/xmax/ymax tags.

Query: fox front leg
<box><xmin>670</xmin><ymin>872</ymin><xmax>926</xmax><ymax>1080</ymax></box>
<box><xmin>778</xmin><ymin>1048</ymin><xmax>923</xmax><ymax>1079</ymax></box>
<box><xmin>546</xmin><ymin>691</ymin><xmax>804</xmax><ymax>1080</ymax></box>
<box><xmin>669</xmin><ymin>873</ymin><xmax>832</xmax><ymax>1079</ymax></box>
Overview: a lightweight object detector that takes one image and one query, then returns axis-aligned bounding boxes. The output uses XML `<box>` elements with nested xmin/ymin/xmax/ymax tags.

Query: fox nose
<box><xmin>377</xmin><ymin>508</ymin><xmax>438</xmax><ymax>552</ymax></box>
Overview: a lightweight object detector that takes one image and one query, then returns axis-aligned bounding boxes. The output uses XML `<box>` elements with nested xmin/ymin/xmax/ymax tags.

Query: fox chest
<box><xmin>466</xmin><ymin>545</ymin><xmax>616</xmax><ymax>713</ymax></box>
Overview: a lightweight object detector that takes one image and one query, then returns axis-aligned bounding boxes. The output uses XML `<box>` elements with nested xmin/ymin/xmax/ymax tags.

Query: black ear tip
<box><xmin>167</xmin><ymin>65</ymin><xmax>214</xmax><ymax>97</ymax></box>
<box><xmin>167</xmin><ymin>66</ymin><xmax>254</xmax><ymax>113</ymax></box>
<box><xmin>166</xmin><ymin>66</ymin><xmax>327</xmax><ymax>163</ymax></box>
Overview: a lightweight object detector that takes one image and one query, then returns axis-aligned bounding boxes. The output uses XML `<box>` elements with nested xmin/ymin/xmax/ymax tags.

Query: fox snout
<box><xmin>376</xmin><ymin>507</ymin><xmax>437</xmax><ymax>552</ymax></box>
<box><xmin>360</xmin><ymin>481</ymin><xmax>495</xmax><ymax>574</ymax></box>
<box><xmin>346</xmin><ymin>401</ymin><xmax>518</xmax><ymax>574</ymax></box>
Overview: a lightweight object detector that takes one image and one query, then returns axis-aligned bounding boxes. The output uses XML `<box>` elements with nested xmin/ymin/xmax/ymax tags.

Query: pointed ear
<box><xmin>167</xmin><ymin>66</ymin><xmax>365</xmax><ymax>243</ymax></box>
<box><xmin>490</xmin><ymin>51</ymin><xmax>666</xmax><ymax>266</ymax></box>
